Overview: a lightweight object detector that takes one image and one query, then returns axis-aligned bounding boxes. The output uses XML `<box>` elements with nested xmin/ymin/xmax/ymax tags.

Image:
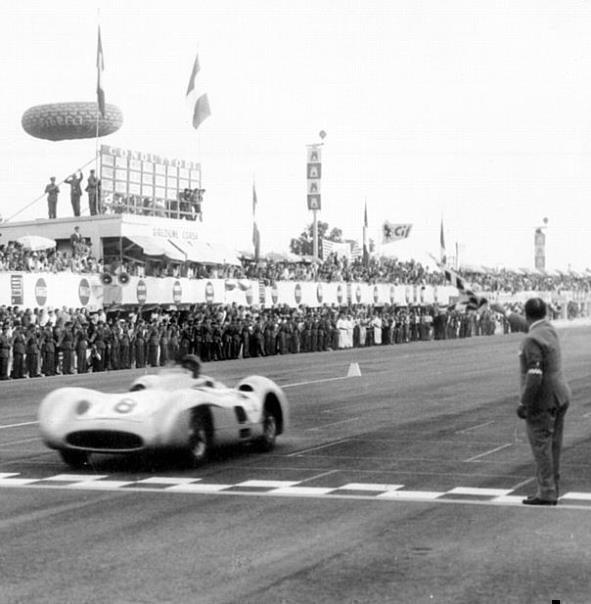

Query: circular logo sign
<box><xmin>316</xmin><ymin>283</ymin><xmax>323</xmax><ymax>303</ymax></box>
<box><xmin>337</xmin><ymin>284</ymin><xmax>344</xmax><ymax>304</ymax></box>
<box><xmin>271</xmin><ymin>283</ymin><xmax>279</xmax><ymax>304</ymax></box>
<box><xmin>389</xmin><ymin>285</ymin><xmax>395</xmax><ymax>304</ymax></box>
<box><xmin>346</xmin><ymin>283</ymin><xmax>353</xmax><ymax>303</ymax></box>
<box><xmin>355</xmin><ymin>285</ymin><xmax>362</xmax><ymax>303</ymax></box>
<box><xmin>294</xmin><ymin>283</ymin><xmax>302</xmax><ymax>305</ymax></box>
<box><xmin>172</xmin><ymin>280</ymin><xmax>182</xmax><ymax>303</ymax></box>
<box><xmin>405</xmin><ymin>286</ymin><xmax>411</xmax><ymax>303</ymax></box>
<box><xmin>78</xmin><ymin>278</ymin><xmax>90</xmax><ymax>306</ymax></box>
<box><xmin>205</xmin><ymin>281</ymin><xmax>215</xmax><ymax>303</ymax></box>
<box><xmin>35</xmin><ymin>278</ymin><xmax>48</xmax><ymax>306</ymax></box>
<box><xmin>420</xmin><ymin>286</ymin><xmax>425</xmax><ymax>303</ymax></box>
<box><xmin>136</xmin><ymin>279</ymin><xmax>147</xmax><ymax>305</ymax></box>
<box><xmin>245</xmin><ymin>284</ymin><xmax>254</xmax><ymax>305</ymax></box>
<box><xmin>373</xmin><ymin>285</ymin><xmax>379</xmax><ymax>304</ymax></box>
<box><xmin>433</xmin><ymin>285</ymin><xmax>439</xmax><ymax>303</ymax></box>
<box><xmin>413</xmin><ymin>285</ymin><xmax>418</xmax><ymax>304</ymax></box>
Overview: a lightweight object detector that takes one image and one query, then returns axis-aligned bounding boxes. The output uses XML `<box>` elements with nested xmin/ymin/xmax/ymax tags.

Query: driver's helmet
<box><xmin>180</xmin><ymin>354</ymin><xmax>202</xmax><ymax>378</ymax></box>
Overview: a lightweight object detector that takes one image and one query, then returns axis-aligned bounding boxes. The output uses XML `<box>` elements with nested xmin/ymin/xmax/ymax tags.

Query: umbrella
<box><xmin>16</xmin><ymin>235</ymin><xmax>56</xmax><ymax>251</ymax></box>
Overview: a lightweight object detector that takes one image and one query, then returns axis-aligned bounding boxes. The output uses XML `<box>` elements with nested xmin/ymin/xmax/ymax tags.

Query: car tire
<box><xmin>187</xmin><ymin>410</ymin><xmax>212</xmax><ymax>467</ymax></box>
<box><xmin>257</xmin><ymin>408</ymin><xmax>278</xmax><ymax>453</ymax></box>
<box><xmin>59</xmin><ymin>449</ymin><xmax>90</xmax><ymax>469</ymax></box>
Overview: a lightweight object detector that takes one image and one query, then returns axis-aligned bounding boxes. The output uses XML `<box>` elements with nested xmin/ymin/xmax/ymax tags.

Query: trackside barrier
<box><xmin>0</xmin><ymin>272</ymin><xmax>589</xmax><ymax>313</ymax></box>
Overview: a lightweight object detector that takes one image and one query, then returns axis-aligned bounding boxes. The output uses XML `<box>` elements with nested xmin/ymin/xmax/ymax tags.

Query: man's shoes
<box><xmin>522</xmin><ymin>496</ymin><xmax>557</xmax><ymax>506</ymax></box>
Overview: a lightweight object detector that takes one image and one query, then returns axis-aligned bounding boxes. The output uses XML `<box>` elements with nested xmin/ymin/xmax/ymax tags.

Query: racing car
<box><xmin>38</xmin><ymin>358</ymin><xmax>289</xmax><ymax>469</ymax></box>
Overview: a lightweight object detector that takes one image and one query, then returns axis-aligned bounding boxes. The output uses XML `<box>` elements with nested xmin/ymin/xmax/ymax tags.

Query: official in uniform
<box><xmin>499</xmin><ymin>298</ymin><xmax>571</xmax><ymax>505</ymax></box>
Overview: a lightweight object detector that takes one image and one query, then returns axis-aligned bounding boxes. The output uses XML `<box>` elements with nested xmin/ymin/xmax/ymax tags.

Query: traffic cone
<box><xmin>347</xmin><ymin>362</ymin><xmax>361</xmax><ymax>377</ymax></box>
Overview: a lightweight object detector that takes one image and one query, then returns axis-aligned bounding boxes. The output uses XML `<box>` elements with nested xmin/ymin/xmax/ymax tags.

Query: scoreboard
<box><xmin>99</xmin><ymin>145</ymin><xmax>201</xmax><ymax>208</ymax></box>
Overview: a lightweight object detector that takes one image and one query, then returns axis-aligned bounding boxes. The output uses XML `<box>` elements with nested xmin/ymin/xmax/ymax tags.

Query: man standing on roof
<box><xmin>65</xmin><ymin>171</ymin><xmax>83</xmax><ymax>217</ymax></box>
<box><xmin>44</xmin><ymin>177</ymin><xmax>59</xmax><ymax>219</ymax></box>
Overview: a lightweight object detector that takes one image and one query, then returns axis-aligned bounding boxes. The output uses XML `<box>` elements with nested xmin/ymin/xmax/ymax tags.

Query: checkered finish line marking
<box><xmin>1</xmin><ymin>473</ymin><xmax>591</xmax><ymax>509</ymax></box>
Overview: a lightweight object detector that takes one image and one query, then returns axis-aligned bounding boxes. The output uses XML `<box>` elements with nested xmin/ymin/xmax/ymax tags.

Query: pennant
<box><xmin>429</xmin><ymin>253</ymin><xmax>487</xmax><ymax>310</ymax></box>
<box><xmin>186</xmin><ymin>52</ymin><xmax>211</xmax><ymax>130</ymax></box>
<box><xmin>363</xmin><ymin>201</ymin><xmax>369</xmax><ymax>266</ymax></box>
<box><xmin>252</xmin><ymin>184</ymin><xmax>260</xmax><ymax>262</ymax></box>
<box><xmin>440</xmin><ymin>218</ymin><xmax>447</xmax><ymax>265</ymax></box>
<box><xmin>96</xmin><ymin>26</ymin><xmax>105</xmax><ymax>117</ymax></box>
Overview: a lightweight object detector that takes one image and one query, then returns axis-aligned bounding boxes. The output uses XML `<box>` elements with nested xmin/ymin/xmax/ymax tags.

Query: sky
<box><xmin>2</xmin><ymin>0</ymin><xmax>591</xmax><ymax>270</ymax></box>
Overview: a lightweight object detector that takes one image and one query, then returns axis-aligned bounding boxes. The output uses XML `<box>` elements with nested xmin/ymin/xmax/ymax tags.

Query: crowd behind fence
<box><xmin>0</xmin><ymin>298</ymin><xmax>557</xmax><ymax>381</ymax></box>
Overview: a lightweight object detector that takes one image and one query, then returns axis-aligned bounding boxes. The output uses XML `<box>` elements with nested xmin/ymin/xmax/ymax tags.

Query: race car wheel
<box><xmin>59</xmin><ymin>450</ymin><xmax>90</xmax><ymax>469</ymax></box>
<box><xmin>187</xmin><ymin>411</ymin><xmax>212</xmax><ymax>467</ymax></box>
<box><xmin>258</xmin><ymin>408</ymin><xmax>278</xmax><ymax>452</ymax></box>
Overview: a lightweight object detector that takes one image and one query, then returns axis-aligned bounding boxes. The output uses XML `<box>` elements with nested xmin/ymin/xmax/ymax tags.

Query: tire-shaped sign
<box><xmin>205</xmin><ymin>281</ymin><xmax>214</xmax><ymax>303</ymax></box>
<box><xmin>337</xmin><ymin>284</ymin><xmax>344</xmax><ymax>305</ymax></box>
<box><xmin>355</xmin><ymin>285</ymin><xmax>362</xmax><ymax>303</ymax></box>
<box><xmin>172</xmin><ymin>280</ymin><xmax>182</xmax><ymax>304</ymax></box>
<box><xmin>373</xmin><ymin>285</ymin><xmax>379</xmax><ymax>304</ymax></box>
<box><xmin>271</xmin><ymin>283</ymin><xmax>279</xmax><ymax>304</ymax></box>
<box><xmin>316</xmin><ymin>283</ymin><xmax>323</xmax><ymax>303</ymax></box>
<box><xmin>22</xmin><ymin>102</ymin><xmax>123</xmax><ymax>141</ymax></box>
<box><xmin>35</xmin><ymin>278</ymin><xmax>48</xmax><ymax>306</ymax></box>
<box><xmin>137</xmin><ymin>280</ymin><xmax>147</xmax><ymax>304</ymax></box>
<box><xmin>294</xmin><ymin>283</ymin><xmax>302</xmax><ymax>305</ymax></box>
<box><xmin>78</xmin><ymin>278</ymin><xmax>91</xmax><ymax>306</ymax></box>
<box><xmin>389</xmin><ymin>285</ymin><xmax>395</xmax><ymax>305</ymax></box>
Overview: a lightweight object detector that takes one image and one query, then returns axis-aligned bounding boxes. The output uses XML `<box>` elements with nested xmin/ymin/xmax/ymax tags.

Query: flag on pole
<box><xmin>252</xmin><ymin>183</ymin><xmax>260</xmax><ymax>263</ymax></box>
<box><xmin>362</xmin><ymin>201</ymin><xmax>369</xmax><ymax>266</ymax></box>
<box><xmin>440</xmin><ymin>218</ymin><xmax>447</xmax><ymax>265</ymax></box>
<box><xmin>186</xmin><ymin>52</ymin><xmax>211</xmax><ymax>130</ymax></box>
<box><xmin>429</xmin><ymin>253</ymin><xmax>486</xmax><ymax>310</ymax></box>
<box><xmin>96</xmin><ymin>26</ymin><xmax>105</xmax><ymax>117</ymax></box>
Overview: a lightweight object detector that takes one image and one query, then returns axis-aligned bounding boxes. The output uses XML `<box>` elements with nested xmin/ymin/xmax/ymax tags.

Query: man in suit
<box><xmin>65</xmin><ymin>171</ymin><xmax>83</xmax><ymax>216</ymax></box>
<box><xmin>494</xmin><ymin>298</ymin><xmax>570</xmax><ymax>505</ymax></box>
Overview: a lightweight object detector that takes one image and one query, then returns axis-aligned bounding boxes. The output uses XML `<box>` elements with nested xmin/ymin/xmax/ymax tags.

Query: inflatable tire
<box><xmin>21</xmin><ymin>102</ymin><xmax>123</xmax><ymax>141</ymax></box>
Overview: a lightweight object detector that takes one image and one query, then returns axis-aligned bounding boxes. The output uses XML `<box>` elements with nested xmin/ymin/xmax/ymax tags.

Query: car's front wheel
<box><xmin>187</xmin><ymin>410</ymin><xmax>212</xmax><ymax>467</ymax></box>
<box><xmin>59</xmin><ymin>449</ymin><xmax>90</xmax><ymax>469</ymax></box>
<box><xmin>257</xmin><ymin>408</ymin><xmax>278</xmax><ymax>452</ymax></box>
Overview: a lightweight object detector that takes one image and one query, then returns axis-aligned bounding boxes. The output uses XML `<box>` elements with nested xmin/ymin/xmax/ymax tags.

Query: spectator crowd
<box><xmin>0</xmin><ymin>300</ymin><xmax>521</xmax><ymax>381</ymax></box>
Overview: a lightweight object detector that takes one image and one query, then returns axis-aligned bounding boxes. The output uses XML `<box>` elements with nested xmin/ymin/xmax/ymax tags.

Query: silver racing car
<box><xmin>38</xmin><ymin>361</ymin><xmax>289</xmax><ymax>469</ymax></box>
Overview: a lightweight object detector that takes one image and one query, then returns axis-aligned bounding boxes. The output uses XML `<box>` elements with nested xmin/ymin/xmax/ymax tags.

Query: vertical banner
<box><xmin>307</xmin><ymin>145</ymin><xmax>322</xmax><ymax>210</ymax></box>
<box><xmin>534</xmin><ymin>227</ymin><xmax>546</xmax><ymax>271</ymax></box>
<box><xmin>10</xmin><ymin>275</ymin><xmax>24</xmax><ymax>305</ymax></box>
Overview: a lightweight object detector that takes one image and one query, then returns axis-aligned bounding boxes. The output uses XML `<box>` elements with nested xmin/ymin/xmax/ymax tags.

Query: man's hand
<box><xmin>516</xmin><ymin>405</ymin><xmax>528</xmax><ymax>419</ymax></box>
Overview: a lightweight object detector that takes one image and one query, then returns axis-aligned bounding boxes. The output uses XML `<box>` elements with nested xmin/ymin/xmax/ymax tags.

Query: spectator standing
<box><xmin>44</xmin><ymin>177</ymin><xmax>60</xmax><ymax>219</ymax></box>
<box><xmin>65</xmin><ymin>171</ymin><xmax>83</xmax><ymax>217</ymax></box>
<box><xmin>86</xmin><ymin>169</ymin><xmax>99</xmax><ymax>216</ymax></box>
<box><xmin>0</xmin><ymin>324</ymin><xmax>10</xmax><ymax>379</ymax></box>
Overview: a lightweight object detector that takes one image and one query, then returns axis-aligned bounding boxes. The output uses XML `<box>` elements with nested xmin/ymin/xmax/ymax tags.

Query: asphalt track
<box><xmin>2</xmin><ymin>326</ymin><xmax>591</xmax><ymax>603</ymax></box>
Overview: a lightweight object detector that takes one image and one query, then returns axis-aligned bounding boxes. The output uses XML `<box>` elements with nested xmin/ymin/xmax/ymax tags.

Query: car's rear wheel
<box><xmin>187</xmin><ymin>410</ymin><xmax>212</xmax><ymax>467</ymax></box>
<box><xmin>59</xmin><ymin>449</ymin><xmax>90</xmax><ymax>469</ymax></box>
<box><xmin>258</xmin><ymin>408</ymin><xmax>278</xmax><ymax>452</ymax></box>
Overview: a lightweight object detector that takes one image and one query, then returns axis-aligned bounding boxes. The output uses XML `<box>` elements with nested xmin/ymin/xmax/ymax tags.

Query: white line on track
<box><xmin>306</xmin><ymin>417</ymin><xmax>360</xmax><ymax>431</ymax></box>
<box><xmin>282</xmin><ymin>375</ymin><xmax>355</xmax><ymax>389</ymax></box>
<box><xmin>0</xmin><ymin>421</ymin><xmax>39</xmax><ymax>430</ymax></box>
<box><xmin>455</xmin><ymin>421</ymin><xmax>495</xmax><ymax>434</ymax></box>
<box><xmin>286</xmin><ymin>437</ymin><xmax>352</xmax><ymax>457</ymax></box>
<box><xmin>464</xmin><ymin>443</ymin><xmax>513</xmax><ymax>462</ymax></box>
<box><xmin>0</xmin><ymin>437</ymin><xmax>41</xmax><ymax>448</ymax></box>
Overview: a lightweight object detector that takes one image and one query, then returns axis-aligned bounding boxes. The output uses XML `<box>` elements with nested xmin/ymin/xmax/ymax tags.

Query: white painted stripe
<box><xmin>455</xmin><ymin>421</ymin><xmax>495</xmax><ymax>434</ymax></box>
<box><xmin>447</xmin><ymin>487</ymin><xmax>512</xmax><ymax>497</ymax></box>
<box><xmin>286</xmin><ymin>437</ymin><xmax>352</xmax><ymax>457</ymax></box>
<box><xmin>339</xmin><ymin>483</ymin><xmax>404</xmax><ymax>492</ymax></box>
<box><xmin>271</xmin><ymin>486</ymin><xmax>334</xmax><ymax>496</ymax></box>
<box><xmin>0</xmin><ymin>477</ymin><xmax>40</xmax><ymax>486</ymax></box>
<box><xmin>136</xmin><ymin>477</ymin><xmax>202</xmax><ymax>485</ymax></box>
<box><xmin>464</xmin><ymin>443</ymin><xmax>513</xmax><ymax>462</ymax></box>
<box><xmin>235</xmin><ymin>480</ymin><xmax>299</xmax><ymax>488</ymax></box>
<box><xmin>307</xmin><ymin>417</ymin><xmax>360</xmax><ymax>431</ymax></box>
<box><xmin>377</xmin><ymin>490</ymin><xmax>442</xmax><ymax>500</ymax></box>
<box><xmin>68</xmin><ymin>480</ymin><xmax>134</xmax><ymax>489</ymax></box>
<box><xmin>166</xmin><ymin>483</ymin><xmax>231</xmax><ymax>493</ymax></box>
<box><xmin>0</xmin><ymin>437</ymin><xmax>43</xmax><ymax>447</ymax></box>
<box><xmin>0</xmin><ymin>421</ymin><xmax>39</xmax><ymax>430</ymax></box>
<box><xmin>283</xmin><ymin>375</ymin><xmax>355</xmax><ymax>389</ymax></box>
<box><xmin>492</xmin><ymin>495</ymin><xmax>525</xmax><ymax>504</ymax></box>
<box><xmin>43</xmin><ymin>474</ymin><xmax>108</xmax><ymax>482</ymax></box>
<box><xmin>561</xmin><ymin>492</ymin><xmax>591</xmax><ymax>501</ymax></box>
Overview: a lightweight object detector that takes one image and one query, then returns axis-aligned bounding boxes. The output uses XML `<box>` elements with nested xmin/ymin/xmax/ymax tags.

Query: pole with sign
<box><xmin>307</xmin><ymin>131</ymin><xmax>326</xmax><ymax>260</ymax></box>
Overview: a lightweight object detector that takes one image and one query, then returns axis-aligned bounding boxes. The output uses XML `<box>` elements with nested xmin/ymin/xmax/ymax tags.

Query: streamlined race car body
<box><xmin>38</xmin><ymin>368</ymin><xmax>289</xmax><ymax>469</ymax></box>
